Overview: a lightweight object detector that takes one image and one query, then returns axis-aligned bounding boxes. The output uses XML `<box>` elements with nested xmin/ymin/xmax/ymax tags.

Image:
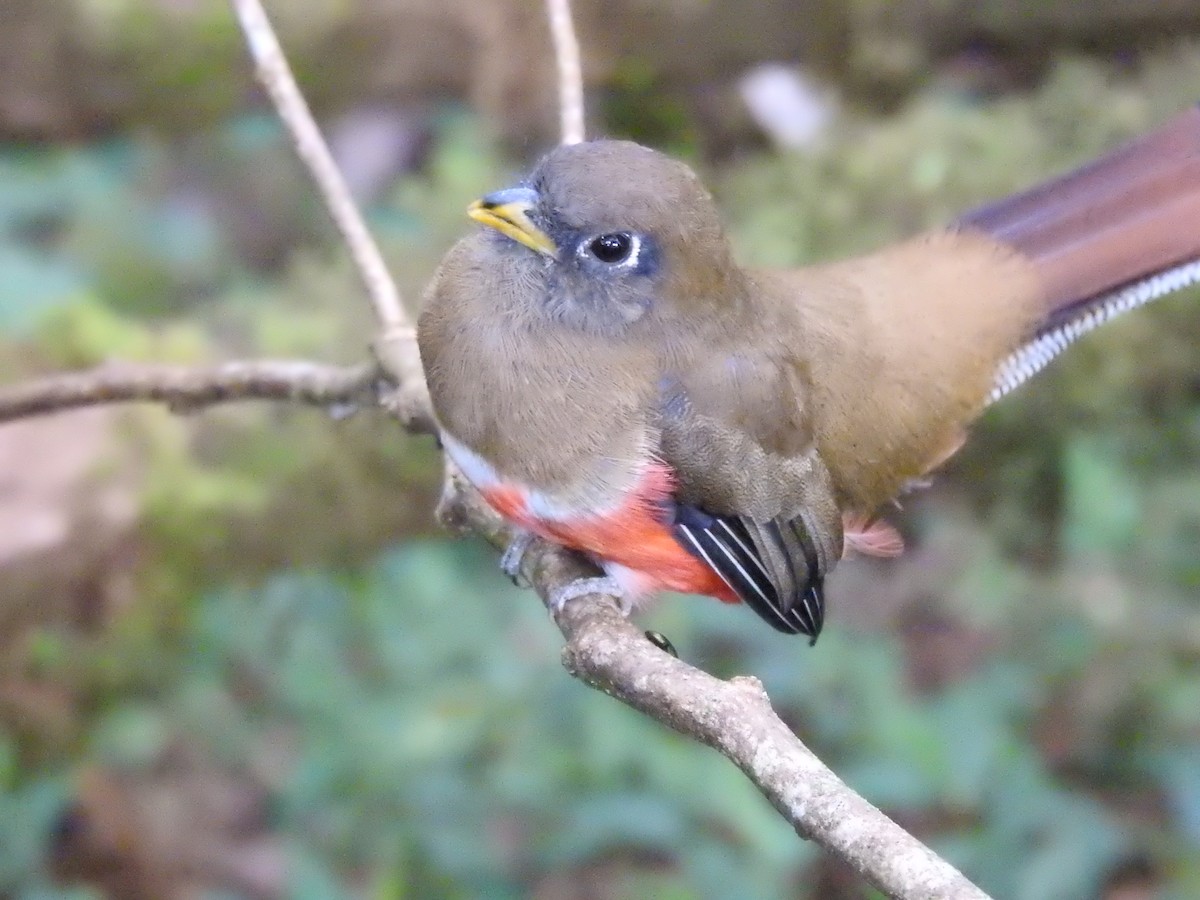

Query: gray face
<box><xmin>539</xmin><ymin>218</ymin><xmax>663</xmax><ymax>334</ymax></box>
<box><xmin>475</xmin><ymin>207</ymin><xmax>664</xmax><ymax>335</ymax></box>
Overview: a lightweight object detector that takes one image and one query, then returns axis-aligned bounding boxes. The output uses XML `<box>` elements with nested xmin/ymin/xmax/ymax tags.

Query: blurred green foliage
<box><xmin>1</xmin><ymin>22</ymin><xmax>1200</xmax><ymax>900</ymax></box>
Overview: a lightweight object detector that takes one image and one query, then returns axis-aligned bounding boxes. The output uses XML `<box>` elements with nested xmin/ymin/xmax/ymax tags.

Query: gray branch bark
<box><xmin>0</xmin><ymin>360</ymin><xmax>381</xmax><ymax>423</ymax></box>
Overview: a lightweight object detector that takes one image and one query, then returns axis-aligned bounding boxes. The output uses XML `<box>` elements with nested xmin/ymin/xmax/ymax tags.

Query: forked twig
<box><xmin>229</xmin><ymin>0</ymin><xmax>429</xmax><ymax>426</ymax></box>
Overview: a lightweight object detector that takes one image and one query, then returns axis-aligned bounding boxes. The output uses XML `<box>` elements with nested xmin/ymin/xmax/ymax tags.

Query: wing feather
<box><xmin>673</xmin><ymin>505</ymin><xmax>826</xmax><ymax>642</ymax></box>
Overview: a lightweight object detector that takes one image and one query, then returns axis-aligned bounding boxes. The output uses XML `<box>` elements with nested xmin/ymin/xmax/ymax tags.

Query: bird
<box><xmin>417</xmin><ymin>106</ymin><xmax>1200</xmax><ymax>642</ymax></box>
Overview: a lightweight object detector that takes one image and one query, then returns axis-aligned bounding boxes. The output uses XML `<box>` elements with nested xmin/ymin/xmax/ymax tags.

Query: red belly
<box><xmin>480</xmin><ymin>464</ymin><xmax>738</xmax><ymax>604</ymax></box>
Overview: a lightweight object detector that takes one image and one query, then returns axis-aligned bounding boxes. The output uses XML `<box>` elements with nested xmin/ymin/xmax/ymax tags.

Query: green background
<box><xmin>1</xmin><ymin>1</ymin><xmax>1199</xmax><ymax>897</ymax></box>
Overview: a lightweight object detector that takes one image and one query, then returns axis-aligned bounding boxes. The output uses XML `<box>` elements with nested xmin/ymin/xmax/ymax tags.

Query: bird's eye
<box><xmin>587</xmin><ymin>232</ymin><xmax>636</xmax><ymax>264</ymax></box>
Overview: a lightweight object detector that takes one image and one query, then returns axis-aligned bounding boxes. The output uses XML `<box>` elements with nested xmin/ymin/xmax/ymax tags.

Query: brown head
<box><xmin>465</xmin><ymin>140</ymin><xmax>747</xmax><ymax>338</ymax></box>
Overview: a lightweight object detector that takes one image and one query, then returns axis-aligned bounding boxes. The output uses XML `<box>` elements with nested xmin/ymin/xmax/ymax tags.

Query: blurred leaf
<box><xmin>1061</xmin><ymin>436</ymin><xmax>1142</xmax><ymax>557</ymax></box>
<box><xmin>1155</xmin><ymin>747</ymin><xmax>1200</xmax><ymax>847</ymax></box>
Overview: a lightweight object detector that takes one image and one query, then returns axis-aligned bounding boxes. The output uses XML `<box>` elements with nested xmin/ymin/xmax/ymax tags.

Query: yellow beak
<box><xmin>467</xmin><ymin>187</ymin><xmax>557</xmax><ymax>257</ymax></box>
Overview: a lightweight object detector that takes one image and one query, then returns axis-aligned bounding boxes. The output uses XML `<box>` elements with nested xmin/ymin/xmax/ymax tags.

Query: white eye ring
<box><xmin>580</xmin><ymin>232</ymin><xmax>642</xmax><ymax>268</ymax></box>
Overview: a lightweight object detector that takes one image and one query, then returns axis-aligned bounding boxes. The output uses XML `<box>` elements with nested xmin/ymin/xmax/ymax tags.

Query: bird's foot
<box><xmin>548</xmin><ymin>576</ymin><xmax>625</xmax><ymax>615</ymax></box>
<box><xmin>500</xmin><ymin>531</ymin><xmax>534</xmax><ymax>586</ymax></box>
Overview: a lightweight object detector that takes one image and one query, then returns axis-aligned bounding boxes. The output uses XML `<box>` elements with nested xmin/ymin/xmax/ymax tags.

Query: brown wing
<box><xmin>657</xmin><ymin>346</ymin><xmax>843</xmax><ymax>639</ymax></box>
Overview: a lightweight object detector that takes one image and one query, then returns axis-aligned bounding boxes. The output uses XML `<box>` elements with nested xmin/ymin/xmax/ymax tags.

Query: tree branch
<box><xmin>436</xmin><ymin>467</ymin><xmax>991</xmax><ymax>900</ymax></box>
<box><xmin>0</xmin><ymin>360</ymin><xmax>381</xmax><ymax>423</ymax></box>
<box><xmin>222</xmin><ymin>1</ymin><xmax>992</xmax><ymax>896</ymax></box>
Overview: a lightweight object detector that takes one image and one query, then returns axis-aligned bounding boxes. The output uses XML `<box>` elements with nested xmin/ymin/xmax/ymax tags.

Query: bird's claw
<box><xmin>500</xmin><ymin>531</ymin><xmax>534</xmax><ymax>586</ymax></box>
<box><xmin>548</xmin><ymin>576</ymin><xmax>625</xmax><ymax>614</ymax></box>
<box><xmin>644</xmin><ymin>630</ymin><xmax>678</xmax><ymax>657</ymax></box>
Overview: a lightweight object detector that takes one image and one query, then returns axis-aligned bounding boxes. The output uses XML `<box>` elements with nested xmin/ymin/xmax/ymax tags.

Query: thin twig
<box><xmin>0</xmin><ymin>361</ymin><xmax>381</xmax><ymax>423</ymax></box>
<box><xmin>545</xmin><ymin>0</ymin><xmax>586</xmax><ymax>144</ymax></box>
<box><xmin>229</xmin><ymin>0</ymin><xmax>407</xmax><ymax>335</ymax></box>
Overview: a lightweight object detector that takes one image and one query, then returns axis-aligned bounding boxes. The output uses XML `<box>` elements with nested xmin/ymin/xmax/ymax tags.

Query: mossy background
<box><xmin>1</xmin><ymin>1</ymin><xmax>1200</xmax><ymax>898</ymax></box>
